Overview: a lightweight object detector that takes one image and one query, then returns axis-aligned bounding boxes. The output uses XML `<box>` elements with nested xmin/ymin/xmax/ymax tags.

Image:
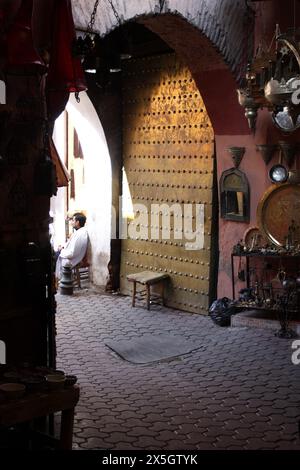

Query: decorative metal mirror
<box><xmin>220</xmin><ymin>168</ymin><xmax>250</xmax><ymax>222</ymax></box>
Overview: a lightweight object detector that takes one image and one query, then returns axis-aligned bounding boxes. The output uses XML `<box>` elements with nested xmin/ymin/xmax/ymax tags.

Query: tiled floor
<box><xmin>56</xmin><ymin>290</ymin><xmax>300</xmax><ymax>450</ymax></box>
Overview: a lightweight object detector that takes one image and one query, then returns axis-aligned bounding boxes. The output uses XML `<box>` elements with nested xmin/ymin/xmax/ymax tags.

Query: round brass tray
<box><xmin>257</xmin><ymin>183</ymin><xmax>300</xmax><ymax>246</ymax></box>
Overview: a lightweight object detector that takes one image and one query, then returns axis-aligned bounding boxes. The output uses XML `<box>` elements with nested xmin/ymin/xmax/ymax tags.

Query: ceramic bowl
<box><xmin>0</xmin><ymin>383</ymin><xmax>26</xmax><ymax>399</ymax></box>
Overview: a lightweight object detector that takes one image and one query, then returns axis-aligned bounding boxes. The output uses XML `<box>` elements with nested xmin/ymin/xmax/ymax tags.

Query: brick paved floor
<box><xmin>56</xmin><ymin>290</ymin><xmax>300</xmax><ymax>450</ymax></box>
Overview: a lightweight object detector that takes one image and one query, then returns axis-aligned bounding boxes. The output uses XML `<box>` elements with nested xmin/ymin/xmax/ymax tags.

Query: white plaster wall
<box><xmin>67</xmin><ymin>93</ymin><xmax>112</xmax><ymax>286</ymax></box>
<box><xmin>51</xmin><ymin>94</ymin><xmax>112</xmax><ymax>285</ymax></box>
<box><xmin>51</xmin><ymin>112</ymin><xmax>67</xmax><ymax>251</ymax></box>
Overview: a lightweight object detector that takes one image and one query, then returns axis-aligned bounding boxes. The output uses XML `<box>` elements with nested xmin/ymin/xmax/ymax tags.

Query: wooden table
<box><xmin>0</xmin><ymin>385</ymin><xmax>80</xmax><ymax>450</ymax></box>
<box><xmin>127</xmin><ymin>271</ymin><xmax>170</xmax><ymax>310</ymax></box>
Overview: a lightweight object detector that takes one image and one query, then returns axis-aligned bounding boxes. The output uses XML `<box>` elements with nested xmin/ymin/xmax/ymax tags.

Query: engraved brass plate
<box><xmin>257</xmin><ymin>183</ymin><xmax>300</xmax><ymax>246</ymax></box>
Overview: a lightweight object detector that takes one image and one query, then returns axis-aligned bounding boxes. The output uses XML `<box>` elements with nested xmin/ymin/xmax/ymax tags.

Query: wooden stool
<box><xmin>127</xmin><ymin>271</ymin><xmax>170</xmax><ymax>310</ymax></box>
<box><xmin>73</xmin><ymin>254</ymin><xmax>90</xmax><ymax>289</ymax></box>
<box><xmin>73</xmin><ymin>263</ymin><xmax>89</xmax><ymax>288</ymax></box>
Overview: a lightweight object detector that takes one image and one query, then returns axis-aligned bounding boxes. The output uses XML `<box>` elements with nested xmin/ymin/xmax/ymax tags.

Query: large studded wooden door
<box><xmin>120</xmin><ymin>53</ymin><xmax>215</xmax><ymax>314</ymax></box>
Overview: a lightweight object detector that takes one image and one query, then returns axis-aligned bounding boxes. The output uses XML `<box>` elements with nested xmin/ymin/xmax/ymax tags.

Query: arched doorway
<box><xmin>51</xmin><ymin>92</ymin><xmax>112</xmax><ymax>286</ymax></box>
<box><xmin>74</xmin><ymin>11</ymin><xmax>249</xmax><ymax>309</ymax></box>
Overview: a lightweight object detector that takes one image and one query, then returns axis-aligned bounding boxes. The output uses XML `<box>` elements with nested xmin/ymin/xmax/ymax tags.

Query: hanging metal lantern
<box><xmin>237</xmin><ymin>27</ymin><xmax>300</xmax><ymax>132</ymax></box>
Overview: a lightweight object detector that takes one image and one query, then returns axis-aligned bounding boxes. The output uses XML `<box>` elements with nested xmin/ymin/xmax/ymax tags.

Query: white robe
<box><xmin>55</xmin><ymin>227</ymin><xmax>88</xmax><ymax>279</ymax></box>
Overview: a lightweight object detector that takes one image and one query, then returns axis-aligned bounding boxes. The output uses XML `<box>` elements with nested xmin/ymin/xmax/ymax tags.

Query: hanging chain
<box><xmin>86</xmin><ymin>0</ymin><xmax>100</xmax><ymax>35</ymax></box>
<box><xmin>159</xmin><ymin>0</ymin><xmax>166</xmax><ymax>13</ymax></box>
<box><xmin>107</xmin><ymin>0</ymin><xmax>122</xmax><ymax>26</ymax></box>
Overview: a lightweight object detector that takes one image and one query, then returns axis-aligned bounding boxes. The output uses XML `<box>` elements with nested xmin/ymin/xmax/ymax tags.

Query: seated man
<box><xmin>55</xmin><ymin>212</ymin><xmax>88</xmax><ymax>280</ymax></box>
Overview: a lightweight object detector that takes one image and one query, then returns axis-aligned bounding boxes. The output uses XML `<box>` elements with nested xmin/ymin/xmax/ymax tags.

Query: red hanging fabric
<box><xmin>4</xmin><ymin>0</ymin><xmax>47</xmax><ymax>75</ymax></box>
<box><xmin>46</xmin><ymin>0</ymin><xmax>87</xmax><ymax>94</ymax></box>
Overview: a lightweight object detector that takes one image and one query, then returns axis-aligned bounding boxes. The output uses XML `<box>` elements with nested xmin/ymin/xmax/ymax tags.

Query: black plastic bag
<box><xmin>209</xmin><ymin>297</ymin><xmax>236</xmax><ymax>327</ymax></box>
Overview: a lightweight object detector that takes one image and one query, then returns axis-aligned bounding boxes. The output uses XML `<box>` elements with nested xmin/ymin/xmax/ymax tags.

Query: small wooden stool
<box><xmin>127</xmin><ymin>271</ymin><xmax>170</xmax><ymax>310</ymax></box>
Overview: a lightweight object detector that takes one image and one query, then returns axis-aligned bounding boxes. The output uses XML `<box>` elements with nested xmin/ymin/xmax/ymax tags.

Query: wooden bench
<box><xmin>127</xmin><ymin>271</ymin><xmax>170</xmax><ymax>310</ymax></box>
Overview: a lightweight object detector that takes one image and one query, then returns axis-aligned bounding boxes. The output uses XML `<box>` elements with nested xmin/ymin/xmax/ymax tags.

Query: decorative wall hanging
<box><xmin>257</xmin><ymin>183</ymin><xmax>300</xmax><ymax>247</ymax></box>
<box><xmin>288</xmin><ymin>169</ymin><xmax>300</xmax><ymax>183</ymax></box>
<box><xmin>220</xmin><ymin>168</ymin><xmax>250</xmax><ymax>222</ymax></box>
<box><xmin>266</xmin><ymin>139</ymin><xmax>299</xmax><ymax>182</ymax></box>
<box><xmin>227</xmin><ymin>147</ymin><xmax>245</xmax><ymax>168</ymax></box>
<box><xmin>256</xmin><ymin>144</ymin><xmax>278</xmax><ymax>165</ymax></box>
<box><xmin>278</xmin><ymin>141</ymin><xmax>298</xmax><ymax>167</ymax></box>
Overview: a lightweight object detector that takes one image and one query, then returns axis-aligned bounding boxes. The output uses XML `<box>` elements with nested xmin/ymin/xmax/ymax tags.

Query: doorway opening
<box><xmin>51</xmin><ymin>92</ymin><xmax>112</xmax><ymax>286</ymax></box>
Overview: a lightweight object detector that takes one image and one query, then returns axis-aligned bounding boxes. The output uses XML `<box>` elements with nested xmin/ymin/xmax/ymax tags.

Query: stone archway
<box><xmin>73</xmin><ymin>3</ymin><xmax>255</xmax><ymax>302</ymax></box>
<box><xmin>72</xmin><ymin>0</ymin><xmax>251</xmax><ymax>85</ymax></box>
<box><xmin>52</xmin><ymin>92</ymin><xmax>112</xmax><ymax>286</ymax></box>
<box><xmin>72</xmin><ymin>2</ymin><xmax>253</xmax><ymax>135</ymax></box>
